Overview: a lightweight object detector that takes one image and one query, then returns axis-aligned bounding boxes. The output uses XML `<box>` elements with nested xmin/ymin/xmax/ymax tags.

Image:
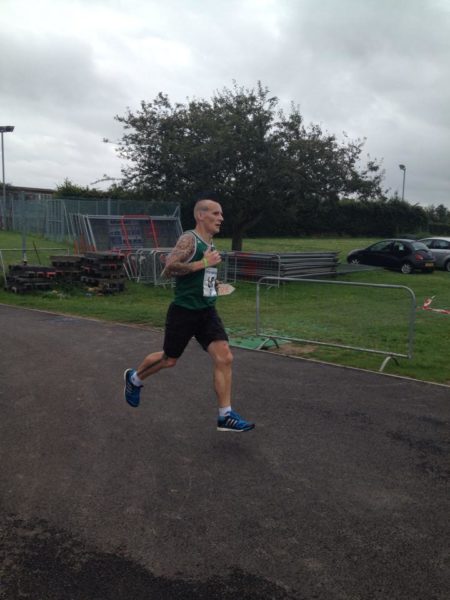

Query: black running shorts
<box><xmin>163</xmin><ymin>302</ymin><xmax>229</xmax><ymax>359</ymax></box>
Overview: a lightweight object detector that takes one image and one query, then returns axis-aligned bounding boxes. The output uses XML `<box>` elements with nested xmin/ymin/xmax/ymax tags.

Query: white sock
<box><xmin>131</xmin><ymin>371</ymin><xmax>143</xmax><ymax>387</ymax></box>
<box><xmin>219</xmin><ymin>406</ymin><xmax>232</xmax><ymax>417</ymax></box>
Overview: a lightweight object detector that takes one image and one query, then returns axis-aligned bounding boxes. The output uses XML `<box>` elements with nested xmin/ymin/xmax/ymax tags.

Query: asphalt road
<box><xmin>0</xmin><ymin>303</ymin><xmax>449</xmax><ymax>600</ymax></box>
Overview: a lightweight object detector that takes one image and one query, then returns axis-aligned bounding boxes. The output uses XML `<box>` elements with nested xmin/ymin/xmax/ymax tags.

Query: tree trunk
<box><xmin>231</xmin><ymin>212</ymin><xmax>264</xmax><ymax>251</ymax></box>
<box><xmin>231</xmin><ymin>229</ymin><xmax>244</xmax><ymax>251</ymax></box>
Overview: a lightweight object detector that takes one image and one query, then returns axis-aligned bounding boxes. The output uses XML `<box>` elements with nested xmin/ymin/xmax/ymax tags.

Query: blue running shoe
<box><xmin>124</xmin><ymin>369</ymin><xmax>142</xmax><ymax>408</ymax></box>
<box><xmin>217</xmin><ymin>410</ymin><xmax>255</xmax><ymax>432</ymax></box>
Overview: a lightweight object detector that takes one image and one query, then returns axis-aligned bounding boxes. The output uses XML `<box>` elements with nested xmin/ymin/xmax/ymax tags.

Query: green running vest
<box><xmin>173</xmin><ymin>231</ymin><xmax>218</xmax><ymax>310</ymax></box>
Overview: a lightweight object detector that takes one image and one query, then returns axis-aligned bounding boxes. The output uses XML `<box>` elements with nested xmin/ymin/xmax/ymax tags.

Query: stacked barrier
<box><xmin>226</xmin><ymin>251</ymin><xmax>339</xmax><ymax>283</ymax></box>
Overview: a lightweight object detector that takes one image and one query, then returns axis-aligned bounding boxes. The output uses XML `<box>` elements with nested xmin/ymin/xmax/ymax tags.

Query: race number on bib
<box><xmin>203</xmin><ymin>267</ymin><xmax>218</xmax><ymax>297</ymax></box>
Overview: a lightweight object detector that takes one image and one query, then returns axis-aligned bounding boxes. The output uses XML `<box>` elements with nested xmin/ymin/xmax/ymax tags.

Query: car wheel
<box><xmin>445</xmin><ymin>260</ymin><xmax>450</xmax><ymax>272</ymax></box>
<box><xmin>401</xmin><ymin>262</ymin><xmax>413</xmax><ymax>274</ymax></box>
<box><xmin>348</xmin><ymin>258</ymin><xmax>360</xmax><ymax>264</ymax></box>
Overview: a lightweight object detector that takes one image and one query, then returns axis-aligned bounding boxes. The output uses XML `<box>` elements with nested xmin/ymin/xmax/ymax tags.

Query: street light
<box><xmin>1</xmin><ymin>125</ymin><xmax>15</xmax><ymax>229</ymax></box>
<box><xmin>399</xmin><ymin>164</ymin><xmax>406</xmax><ymax>201</ymax></box>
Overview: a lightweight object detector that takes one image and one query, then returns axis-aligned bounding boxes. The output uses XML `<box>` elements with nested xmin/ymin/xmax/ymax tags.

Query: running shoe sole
<box><xmin>216</xmin><ymin>424</ymin><xmax>255</xmax><ymax>432</ymax></box>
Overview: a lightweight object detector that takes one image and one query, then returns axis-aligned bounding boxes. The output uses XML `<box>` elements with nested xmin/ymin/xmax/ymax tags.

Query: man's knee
<box><xmin>212</xmin><ymin>344</ymin><xmax>233</xmax><ymax>367</ymax></box>
<box><xmin>222</xmin><ymin>351</ymin><xmax>233</xmax><ymax>367</ymax></box>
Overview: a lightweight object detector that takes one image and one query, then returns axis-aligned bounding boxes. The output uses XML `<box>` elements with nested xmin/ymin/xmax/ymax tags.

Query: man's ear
<box><xmin>196</xmin><ymin>210</ymin><xmax>207</xmax><ymax>224</ymax></box>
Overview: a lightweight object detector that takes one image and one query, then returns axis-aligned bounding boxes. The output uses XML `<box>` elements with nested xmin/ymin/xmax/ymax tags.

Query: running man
<box><xmin>124</xmin><ymin>193</ymin><xmax>255</xmax><ymax>432</ymax></box>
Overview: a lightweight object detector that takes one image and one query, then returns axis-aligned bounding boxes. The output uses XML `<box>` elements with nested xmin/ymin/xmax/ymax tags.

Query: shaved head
<box><xmin>194</xmin><ymin>199</ymin><xmax>218</xmax><ymax>219</ymax></box>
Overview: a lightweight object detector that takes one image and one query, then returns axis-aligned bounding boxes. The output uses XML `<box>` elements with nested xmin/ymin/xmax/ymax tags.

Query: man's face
<box><xmin>202</xmin><ymin>201</ymin><xmax>224</xmax><ymax>235</ymax></box>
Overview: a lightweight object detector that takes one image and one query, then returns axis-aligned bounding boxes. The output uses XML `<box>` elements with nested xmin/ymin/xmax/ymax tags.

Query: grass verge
<box><xmin>1</xmin><ymin>231</ymin><xmax>449</xmax><ymax>385</ymax></box>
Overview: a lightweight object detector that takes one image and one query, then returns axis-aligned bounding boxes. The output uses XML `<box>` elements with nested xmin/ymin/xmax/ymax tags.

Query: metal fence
<box><xmin>256</xmin><ymin>276</ymin><xmax>416</xmax><ymax>371</ymax></box>
<box><xmin>70</xmin><ymin>214</ymin><xmax>183</xmax><ymax>253</ymax></box>
<box><xmin>0</xmin><ymin>191</ymin><xmax>180</xmax><ymax>241</ymax></box>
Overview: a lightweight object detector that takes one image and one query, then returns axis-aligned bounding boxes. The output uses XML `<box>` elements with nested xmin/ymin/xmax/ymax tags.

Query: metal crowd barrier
<box><xmin>123</xmin><ymin>249</ymin><xmax>229</xmax><ymax>286</ymax></box>
<box><xmin>256</xmin><ymin>276</ymin><xmax>416</xmax><ymax>372</ymax></box>
<box><xmin>124</xmin><ymin>248</ymin><xmax>173</xmax><ymax>285</ymax></box>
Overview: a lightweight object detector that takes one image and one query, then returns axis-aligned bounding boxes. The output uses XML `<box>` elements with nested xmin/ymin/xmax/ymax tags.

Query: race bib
<box><xmin>203</xmin><ymin>267</ymin><xmax>218</xmax><ymax>297</ymax></box>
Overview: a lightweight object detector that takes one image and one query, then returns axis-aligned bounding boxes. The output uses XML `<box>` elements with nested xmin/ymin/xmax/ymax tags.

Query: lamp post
<box><xmin>1</xmin><ymin>125</ymin><xmax>15</xmax><ymax>229</ymax></box>
<box><xmin>399</xmin><ymin>164</ymin><xmax>406</xmax><ymax>201</ymax></box>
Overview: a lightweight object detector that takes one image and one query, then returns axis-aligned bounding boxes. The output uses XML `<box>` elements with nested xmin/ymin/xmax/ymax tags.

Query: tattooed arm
<box><xmin>162</xmin><ymin>233</ymin><xmax>196</xmax><ymax>277</ymax></box>
<box><xmin>162</xmin><ymin>232</ymin><xmax>222</xmax><ymax>278</ymax></box>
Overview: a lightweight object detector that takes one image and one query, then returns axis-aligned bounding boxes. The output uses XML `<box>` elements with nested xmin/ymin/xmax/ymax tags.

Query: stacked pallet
<box><xmin>5</xmin><ymin>252</ymin><xmax>126</xmax><ymax>294</ymax></box>
<box><xmin>80</xmin><ymin>252</ymin><xmax>126</xmax><ymax>294</ymax></box>
<box><xmin>5</xmin><ymin>264</ymin><xmax>57</xmax><ymax>293</ymax></box>
<box><xmin>50</xmin><ymin>255</ymin><xmax>83</xmax><ymax>283</ymax></box>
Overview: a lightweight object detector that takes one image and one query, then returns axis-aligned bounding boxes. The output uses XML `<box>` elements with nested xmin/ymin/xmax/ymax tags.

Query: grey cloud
<box><xmin>0</xmin><ymin>31</ymin><xmax>127</xmax><ymax>134</ymax></box>
<box><xmin>1</xmin><ymin>0</ymin><xmax>449</xmax><ymax>205</ymax></box>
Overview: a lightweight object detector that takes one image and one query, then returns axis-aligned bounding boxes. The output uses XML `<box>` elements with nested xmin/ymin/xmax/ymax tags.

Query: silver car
<box><xmin>419</xmin><ymin>237</ymin><xmax>450</xmax><ymax>271</ymax></box>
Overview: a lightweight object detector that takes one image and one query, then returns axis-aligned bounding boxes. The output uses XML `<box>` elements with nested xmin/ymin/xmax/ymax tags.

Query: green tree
<box><xmin>114</xmin><ymin>83</ymin><xmax>385</xmax><ymax>249</ymax></box>
<box><xmin>423</xmin><ymin>203</ymin><xmax>450</xmax><ymax>235</ymax></box>
<box><xmin>54</xmin><ymin>178</ymin><xmax>93</xmax><ymax>198</ymax></box>
<box><xmin>55</xmin><ymin>178</ymin><xmax>131</xmax><ymax>200</ymax></box>
<box><xmin>275</xmin><ymin>108</ymin><xmax>385</xmax><ymax>235</ymax></box>
<box><xmin>430</xmin><ymin>204</ymin><xmax>450</xmax><ymax>223</ymax></box>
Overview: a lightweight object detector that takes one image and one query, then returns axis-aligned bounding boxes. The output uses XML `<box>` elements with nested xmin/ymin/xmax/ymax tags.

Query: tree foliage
<box><xmin>114</xmin><ymin>83</ymin><xmax>386</xmax><ymax>249</ymax></box>
<box><xmin>422</xmin><ymin>203</ymin><xmax>450</xmax><ymax>235</ymax></box>
<box><xmin>54</xmin><ymin>178</ymin><xmax>130</xmax><ymax>199</ymax></box>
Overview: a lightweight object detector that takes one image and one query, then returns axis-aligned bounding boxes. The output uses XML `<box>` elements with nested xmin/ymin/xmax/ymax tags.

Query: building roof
<box><xmin>7</xmin><ymin>185</ymin><xmax>55</xmax><ymax>194</ymax></box>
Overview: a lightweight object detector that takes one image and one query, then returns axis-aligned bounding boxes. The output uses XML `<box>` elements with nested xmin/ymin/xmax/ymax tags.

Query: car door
<box><xmin>429</xmin><ymin>239</ymin><xmax>450</xmax><ymax>268</ymax></box>
<box><xmin>391</xmin><ymin>241</ymin><xmax>410</xmax><ymax>269</ymax></box>
<box><xmin>362</xmin><ymin>240</ymin><xmax>393</xmax><ymax>267</ymax></box>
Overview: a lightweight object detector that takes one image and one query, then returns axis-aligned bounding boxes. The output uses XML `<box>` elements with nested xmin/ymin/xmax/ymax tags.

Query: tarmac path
<box><xmin>0</xmin><ymin>303</ymin><xmax>449</xmax><ymax>599</ymax></box>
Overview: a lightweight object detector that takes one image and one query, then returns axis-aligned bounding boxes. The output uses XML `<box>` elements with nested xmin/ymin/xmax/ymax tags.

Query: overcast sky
<box><xmin>1</xmin><ymin>0</ymin><xmax>449</xmax><ymax>208</ymax></box>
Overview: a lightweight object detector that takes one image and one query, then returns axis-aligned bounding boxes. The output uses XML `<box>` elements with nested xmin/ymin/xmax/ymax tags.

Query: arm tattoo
<box><xmin>162</xmin><ymin>233</ymin><xmax>197</xmax><ymax>277</ymax></box>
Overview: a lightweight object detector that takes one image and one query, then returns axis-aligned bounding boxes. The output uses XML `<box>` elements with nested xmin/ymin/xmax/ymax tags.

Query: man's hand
<box><xmin>203</xmin><ymin>248</ymin><xmax>221</xmax><ymax>267</ymax></box>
